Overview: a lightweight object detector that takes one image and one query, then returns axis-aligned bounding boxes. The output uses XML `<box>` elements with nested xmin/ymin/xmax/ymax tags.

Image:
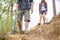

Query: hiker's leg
<box><xmin>25</xmin><ymin>20</ymin><xmax>29</xmax><ymax>32</ymax></box>
<box><xmin>40</xmin><ymin>14</ymin><xmax>43</xmax><ymax>24</ymax></box>
<box><xmin>17</xmin><ymin>10</ymin><xmax>23</xmax><ymax>33</ymax></box>
<box><xmin>17</xmin><ymin>21</ymin><xmax>22</xmax><ymax>31</ymax></box>
<box><xmin>24</xmin><ymin>10</ymin><xmax>30</xmax><ymax>33</ymax></box>
<box><xmin>43</xmin><ymin>13</ymin><xmax>46</xmax><ymax>24</ymax></box>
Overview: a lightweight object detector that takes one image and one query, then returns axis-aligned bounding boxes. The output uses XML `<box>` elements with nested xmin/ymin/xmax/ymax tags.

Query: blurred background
<box><xmin>0</xmin><ymin>0</ymin><xmax>60</xmax><ymax>39</ymax></box>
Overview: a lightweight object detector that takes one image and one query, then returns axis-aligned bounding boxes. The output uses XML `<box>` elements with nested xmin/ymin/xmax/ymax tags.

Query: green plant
<box><xmin>0</xmin><ymin>0</ymin><xmax>17</xmax><ymax>39</ymax></box>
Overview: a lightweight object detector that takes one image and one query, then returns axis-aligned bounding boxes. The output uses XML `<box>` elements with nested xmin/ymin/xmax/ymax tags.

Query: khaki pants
<box><xmin>17</xmin><ymin>10</ymin><xmax>30</xmax><ymax>22</ymax></box>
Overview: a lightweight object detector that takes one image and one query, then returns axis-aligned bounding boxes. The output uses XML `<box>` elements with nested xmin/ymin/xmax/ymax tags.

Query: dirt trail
<box><xmin>5</xmin><ymin>14</ymin><xmax>60</xmax><ymax>40</ymax></box>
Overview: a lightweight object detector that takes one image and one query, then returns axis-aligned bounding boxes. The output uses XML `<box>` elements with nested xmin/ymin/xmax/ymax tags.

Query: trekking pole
<box><xmin>14</xmin><ymin>10</ymin><xmax>16</xmax><ymax>34</ymax></box>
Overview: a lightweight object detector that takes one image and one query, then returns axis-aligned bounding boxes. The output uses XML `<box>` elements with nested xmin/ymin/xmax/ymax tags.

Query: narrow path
<box><xmin>5</xmin><ymin>15</ymin><xmax>60</xmax><ymax>40</ymax></box>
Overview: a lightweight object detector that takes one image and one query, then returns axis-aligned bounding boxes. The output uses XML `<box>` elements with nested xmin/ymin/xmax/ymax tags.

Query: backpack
<box><xmin>18</xmin><ymin>0</ymin><xmax>31</xmax><ymax>10</ymax></box>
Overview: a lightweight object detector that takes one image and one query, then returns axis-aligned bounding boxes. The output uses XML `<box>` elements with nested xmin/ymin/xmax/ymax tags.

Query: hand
<box><xmin>31</xmin><ymin>9</ymin><xmax>33</xmax><ymax>14</ymax></box>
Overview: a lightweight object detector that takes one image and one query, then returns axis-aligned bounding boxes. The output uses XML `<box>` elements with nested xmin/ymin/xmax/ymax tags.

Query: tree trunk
<box><xmin>52</xmin><ymin>0</ymin><xmax>56</xmax><ymax>17</ymax></box>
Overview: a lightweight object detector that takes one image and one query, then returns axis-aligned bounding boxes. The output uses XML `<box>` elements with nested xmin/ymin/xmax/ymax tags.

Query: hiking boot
<box><xmin>38</xmin><ymin>23</ymin><xmax>41</xmax><ymax>25</ymax></box>
<box><xmin>24</xmin><ymin>29</ymin><xmax>28</xmax><ymax>34</ymax></box>
<box><xmin>19</xmin><ymin>30</ymin><xmax>24</xmax><ymax>34</ymax></box>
